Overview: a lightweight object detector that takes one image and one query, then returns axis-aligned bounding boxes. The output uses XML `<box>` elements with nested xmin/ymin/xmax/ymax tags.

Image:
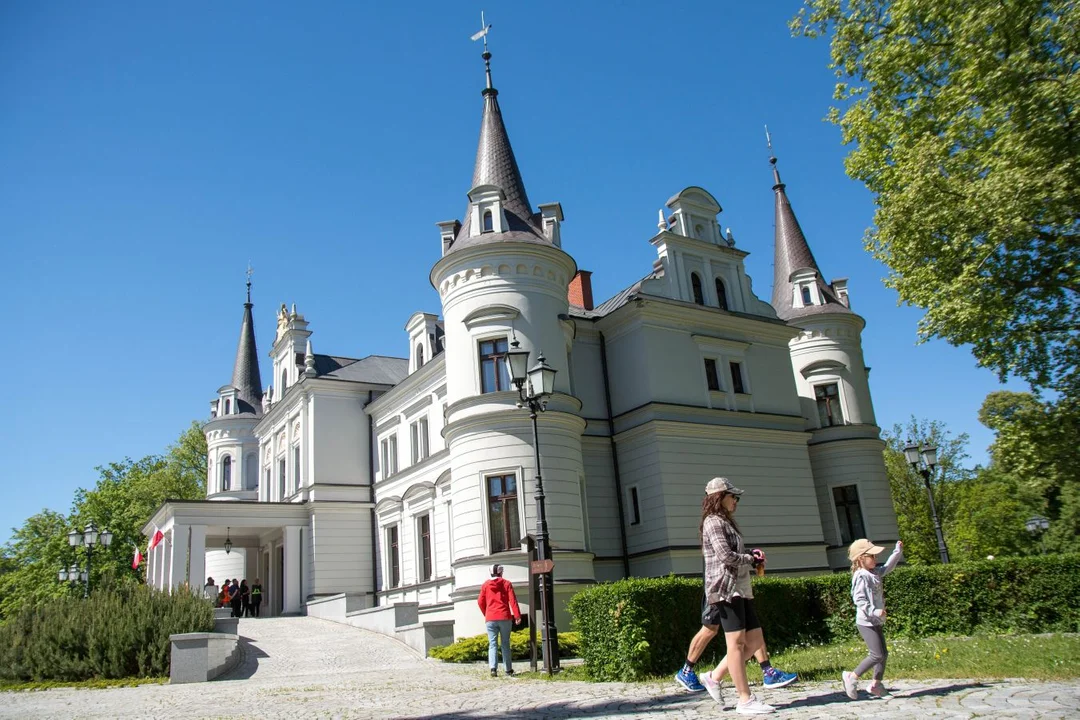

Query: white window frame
<box><xmin>481</xmin><ymin>467</ymin><xmax>526</xmax><ymax>556</ymax></box>
<box><xmin>415</xmin><ymin>513</ymin><xmax>433</xmax><ymax>583</ymax></box>
<box><xmin>410</xmin><ymin>417</ymin><xmax>429</xmax><ymax>465</ymax></box>
<box><xmin>809</xmin><ymin>377</ymin><xmax>848</xmax><ymax>429</ymax></box>
<box><xmin>380</xmin><ymin>434</ymin><xmax>399</xmax><ymax>478</ymax></box>
<box><xmin>828</xmin><ymin>481</ymin><xmax>869</xmax><ymax>547</ymax></box>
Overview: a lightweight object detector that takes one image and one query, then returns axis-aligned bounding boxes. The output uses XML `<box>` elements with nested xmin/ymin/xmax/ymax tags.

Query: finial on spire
<box><xmin>657</xmin><ymin>209</ymin><xmax>667</xmax><ymax>232</ymax></box>
<box><xmin>765</xmin><ymin>125</ymin><xmax>783</xmax><ymax>186</ymax></box>
<box><xmin>245</xmin><ymin>263</ymin><xmax>254</xmax><ymax>305</ymax></box>
<box><xmin>471</xmin><ymin>11</ymin><xmax>494</xmax><ymax>90</ymax></box>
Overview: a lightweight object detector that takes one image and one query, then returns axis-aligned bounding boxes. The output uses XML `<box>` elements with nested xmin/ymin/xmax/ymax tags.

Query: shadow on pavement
<box><xmin>771</xmin><ymin>681</ymin><xmax>987</xmax><ymax>711</ymax></box>
<box><xmin>215</xmin><ymin>637</ymin><xmax>269</xmax><ymax>681</ymax></box>
<box><xmin>401</xmin><ymin>691</ymin><xmax>704</xmax><ymax>719</ymax></box>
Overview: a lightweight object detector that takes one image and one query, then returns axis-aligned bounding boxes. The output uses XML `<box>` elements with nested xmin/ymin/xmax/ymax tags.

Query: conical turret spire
<box><xmin>444</xmin><ymin>35</ymin><xmax>549</xmax><ymax>254</ymax></box>
<box><xmin>231</xmin><ymin>272</ymin><xmax>264</xmax><ymax>414</ymax></box>
<box><xmin>769</xmin><ymin>152</ymin><xmax>851</xmax><ymax>321</ymax></box>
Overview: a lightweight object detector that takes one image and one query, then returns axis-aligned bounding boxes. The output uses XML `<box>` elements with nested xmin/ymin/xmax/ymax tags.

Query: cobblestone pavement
<box><xmin>2</xmin><ymin>617</ymin><xmax>1078</xmax><ymax>719</ymax></box>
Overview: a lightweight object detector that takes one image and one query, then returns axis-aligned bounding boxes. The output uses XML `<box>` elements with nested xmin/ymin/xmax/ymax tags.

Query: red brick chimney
<box><xmin>568</xmin><ymin>270</ymin><xmax>594</xmax><ymax>310</ymax></box>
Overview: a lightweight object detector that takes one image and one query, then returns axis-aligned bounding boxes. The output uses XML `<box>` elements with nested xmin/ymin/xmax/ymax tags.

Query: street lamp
<box><xmin>903</xmin><ymin>442</ymin><xmax>950</xmax><ymax>564</ymax></box>
<box><xmin>224</xmin><ymin>527</ymin><xmax>233</xmax><ymax>555</ymax></box>
<box><xmin>64</xmin><ymin>522</ymin><xmax>113</xmax><ymax>597</ymax></box>
<box><xmin>1025</xmin><ymin>515</ymin><xmax>1049</xmax><ymax>554</ymax></box>
<box><xmin>504</xmin><ymin>339</ymin><xmax>560</xmax><ymax>674</ymax></box>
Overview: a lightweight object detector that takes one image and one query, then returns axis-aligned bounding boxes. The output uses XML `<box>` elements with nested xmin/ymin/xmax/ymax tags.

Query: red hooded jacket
<box><xmin>477</xmin><ymin>576</ymin><xmax>521</xmax><ymax>622</ymax></box>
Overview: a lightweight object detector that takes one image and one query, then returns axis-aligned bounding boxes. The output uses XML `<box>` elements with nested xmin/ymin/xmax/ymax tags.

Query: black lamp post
<box><xmin>504</xmin><ymin>339</ymin><xmax>560</xmax><ymax>675</ymax></box>
<box><xmin>903</xmin><ymin>442</ymin><xmax>950</xmax><ymax>564</ymax></box>
<box><xmin>64</xmin><ymin>522</ymin><xmax>113</xmax><ymax>597</ymax></box>
<box><xmin>1025</xmin><ymin>515</ymin><xmax>1049</xmax><ymax>554</ymax></box>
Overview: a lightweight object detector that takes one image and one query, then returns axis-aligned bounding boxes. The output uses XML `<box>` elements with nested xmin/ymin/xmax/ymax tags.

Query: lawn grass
<box><xmin>0</xmin><ymin>676</ymin><xmax>168</xmax><ymax>692</ymax></box>
<box><xmin>768</xmin><ymin>633</ymin><xmax>1080</xmax><ymax>682</ymax></box>
<box><xmin>519</xmin><ymin>633</ymin><xmax>1080</xmax><ymax>683</ymax></box>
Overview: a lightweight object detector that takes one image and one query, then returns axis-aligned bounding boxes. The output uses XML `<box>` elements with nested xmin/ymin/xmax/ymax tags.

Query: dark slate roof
<box><xmin>770</xmin><ymin>160</ymin><xmax>853</xmax><ymax>322</ymax></box>
<box><xmin>230</xmin><ymin>302</ymin><xmax>263</xmax><ymax>415</ymax></box>
<box><xmin>317</xmin><ymin>354</ymin><xmax>408</xmax><ymax>386</ymax></box>
<box><xmin>588</xmin><ymin>269</ymin><xmax>663</xmax><ymax>317</ymax></box>
<box><xmin>445</xmin><ymin>58</ymin><xmax>551</xmax><ymax>255</ymax></box>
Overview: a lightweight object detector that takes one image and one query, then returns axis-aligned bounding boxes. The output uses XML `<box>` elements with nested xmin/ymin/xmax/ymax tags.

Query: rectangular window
<box><xmin>381</xmin><ymin>436</ymin><xmax>398</xmax><ymax>477</ymax></box>
<box><xmin>418</xmin><ymin>514</ymin><xmax>432</xmax><ymax>582</ymax></box>
<box><xmin>479</xmin><ymin>338</ymin><xmax>511</xmax><ymax>393</ymax></box>
<box><xmin>628</xmin><ymin>487</ymin><xmax>641</xmax><ymax>526</ymax></box>
<box><xmin>410</xmin><ymin>418</ymin><xmax>429</xmax><ymax>464</ymax></box>
<box><xmin>729</xmin><ymin>361</ymin><xmax>745</xmax><ymax>394</ymax></box>
<box><xmin>704</xmin><ymin>359</ymin><xmax>721</xmax><ymax>392</ymax></box>
<box><xmin>292</xmin><ymin>446</ymin><xmax>301</xmax><ymax>492</ymax></box>
<box><xmin>278</xmin><ymin>457</ymin><xmax>286</xmax><ymax>499</ymax></box>
<box><xmin>487</xmin><ymin>474</ymin><xmax>520</xmax><ymax>553</ymax></box>
<box><xmin>387</xmin><ymin>525</ymin><xmax>400</xmax><ymax>588</ymax></box>
<box><xmin>832</xmin><ymin>484</ymin><xmax>866</xmax><ymax>545</ymax></box>
<box><xmin>815</xmin><ymin>383</ymin><xmax>844</xmax><ymax>427</ymax></box>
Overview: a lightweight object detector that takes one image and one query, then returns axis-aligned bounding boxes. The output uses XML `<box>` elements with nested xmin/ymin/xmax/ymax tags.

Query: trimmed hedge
<box><xmin>0</xmin><ymin>583</ymin><xmax>214</xmax><ymax>681</ymax></box>
<box><xmin>428</xmin><ymin>630</ymin><xmax>581</xmax><ymax>662</ymax></box>
<box><xmin>567</xmin><ymin>555</ymin><xmax>1080</xmax><ymax>681</ymax></box>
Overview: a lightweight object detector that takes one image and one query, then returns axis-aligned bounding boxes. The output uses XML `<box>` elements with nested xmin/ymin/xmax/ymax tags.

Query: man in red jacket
<box><xmin>477</xmin><ymin>563</ymin><xmax>522</xmax><ymax>677</ymax></box>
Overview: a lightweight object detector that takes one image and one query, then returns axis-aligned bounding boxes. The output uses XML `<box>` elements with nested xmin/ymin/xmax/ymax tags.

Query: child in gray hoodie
<box><xmin>842</xmin><ymin>538</ymin><xmax>903</xmax><ymax>700</ymax></box>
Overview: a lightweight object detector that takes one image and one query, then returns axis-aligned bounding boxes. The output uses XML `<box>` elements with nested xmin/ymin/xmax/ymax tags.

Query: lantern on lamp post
<box><xmin>903</xmin><ymin>442</ymin><xmax>950</xmax><ymax>564</ymax></box>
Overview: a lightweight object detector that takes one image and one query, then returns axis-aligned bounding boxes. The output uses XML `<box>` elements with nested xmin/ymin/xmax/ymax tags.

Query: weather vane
<box><xmin>246</xmin><ymin>262</ymin><xmax>254</xmax><ymax>303</ymax></box>
<box><xmin>765</xmin><ymin>125</ymin><xmax>774</xmax><ymax>155</ymax></box>
<box><xmin>471</xmin><ymin>11</ymin><xmax>492</xmax><ymax>51</ymax></box>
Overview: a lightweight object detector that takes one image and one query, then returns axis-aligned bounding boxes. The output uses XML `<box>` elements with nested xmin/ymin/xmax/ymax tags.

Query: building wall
<box><xmin>307</xmin><ymin>504</ymin><xmax>374</xmax><ymax>597</ymax></box>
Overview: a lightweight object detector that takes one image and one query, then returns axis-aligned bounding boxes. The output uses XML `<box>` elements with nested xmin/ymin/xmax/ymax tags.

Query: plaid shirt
<box><xmin>702</xmin><ymin>514</ymin><xmax>754</xmax><ymax>604</ymax></box>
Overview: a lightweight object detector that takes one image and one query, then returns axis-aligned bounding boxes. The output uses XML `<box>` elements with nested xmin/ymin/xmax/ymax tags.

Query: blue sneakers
<box><xmin>675</xmin><ymin>666</ymin><xmax>706</xmax><ymax>692</ymax></box>
<box><xmin>762</xmin><ymin>666</ymin><xmax>798</xmax><ymax>688</ymax></box>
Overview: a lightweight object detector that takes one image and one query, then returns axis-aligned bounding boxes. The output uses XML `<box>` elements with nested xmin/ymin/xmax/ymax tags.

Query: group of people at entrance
<box><xmin>676</xmin><ymin>476</ymin><xmax>903</xmax><ymax>714</ymax></box>
<box><xmin>203</xmin><ymin>576</ymin><xmax>263</xmax><ymax>618</ymax></box>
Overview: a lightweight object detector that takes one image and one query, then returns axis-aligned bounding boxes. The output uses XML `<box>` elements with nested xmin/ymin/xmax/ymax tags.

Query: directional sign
<box><xmin>530</xmin><ymin>559</ymin><xmax>554</xmax><ymax>575</ymax></box>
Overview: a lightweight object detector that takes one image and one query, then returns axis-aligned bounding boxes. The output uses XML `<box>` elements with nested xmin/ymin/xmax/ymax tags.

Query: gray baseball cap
<box><xmin>705</xmin><ymin>477</ymin><xmax>744</xmax><ymax>496</ymax></box>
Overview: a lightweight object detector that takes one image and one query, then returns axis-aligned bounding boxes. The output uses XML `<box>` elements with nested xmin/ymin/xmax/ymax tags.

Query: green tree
<box><xmin>882</xmin><ymin>417</ymin><xmax>972</xmax><ymax>564</ymax></box>
<box><xmin>978</xmin><ymin>391</ymin><xmax>1080</xmax><ymax>552</ymax></box>
<box><xmin>0</xmin><ymin>423</ymin><xmax>206</xmax><ymax>621</ymax></box>
<box><xmin>793</xmin><ymin>0</ymin><xmax>1080</xmax><ymax>399</ymax></box>
<box><xmin>945</xmin><ymin>469</ymin><xmax>1037</xmax><ymax>561</ymax></box>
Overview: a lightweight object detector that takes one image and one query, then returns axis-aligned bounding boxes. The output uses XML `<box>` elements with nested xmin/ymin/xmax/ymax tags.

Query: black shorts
<box><xmin>702</xmin><ymin>596</ymin><xmax>761</xmax><ymax>633</ymax></box>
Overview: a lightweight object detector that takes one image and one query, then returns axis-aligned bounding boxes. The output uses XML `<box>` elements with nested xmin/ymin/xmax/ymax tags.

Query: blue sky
<box><xmin>0</xmin><ymin>1</ymin><xmax>1022</xmax><ymax>543</ymax></box>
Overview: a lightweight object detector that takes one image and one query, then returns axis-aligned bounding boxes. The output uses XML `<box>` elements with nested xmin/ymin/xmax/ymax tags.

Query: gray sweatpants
<box><xmin>854</xmin><ymin>624</ymin><xmax>887</xmax><ymax>680</ymax></box>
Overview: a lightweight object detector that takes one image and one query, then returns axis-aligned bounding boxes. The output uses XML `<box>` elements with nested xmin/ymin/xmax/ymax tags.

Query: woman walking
<box><xmin>681</xmin><ymin>477</ymin><xmax>774</xmax><ymax>714</ymax></box>
<box><xmin>843</xmin><ymin>538</ymin><xmax>903</xmax><ymax>699</ymax></box>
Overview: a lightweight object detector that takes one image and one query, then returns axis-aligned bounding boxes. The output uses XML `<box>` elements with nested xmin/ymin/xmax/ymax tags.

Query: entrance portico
<box><xmin>143</xmin><ymin>500</ymin><xmax>309</xmax><ymax>615</ymax></box>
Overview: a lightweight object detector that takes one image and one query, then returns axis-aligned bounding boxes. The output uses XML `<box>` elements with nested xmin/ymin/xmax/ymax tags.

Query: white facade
<box><xmin>145</xmin><ymin>55</ymin><xmax>898</xmax><ymax>644</ymax></box>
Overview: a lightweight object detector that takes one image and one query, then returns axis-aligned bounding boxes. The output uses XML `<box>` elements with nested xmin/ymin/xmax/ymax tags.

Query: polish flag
<box><xmin>147</xmin><ymin>528</ymin><xmax>164</xmax><ymax>551</ymax></box>
<box><xmin>132</xmin><ymin>545</ymin><xmax>143</xmax><ymax>570</ymax></box>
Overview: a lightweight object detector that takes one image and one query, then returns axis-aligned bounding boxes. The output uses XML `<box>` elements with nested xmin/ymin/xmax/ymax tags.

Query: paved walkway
<box><xmin>2</xmin><ymin>617</ymin><xmax>1077</xmax><ymax>719</ymax></box>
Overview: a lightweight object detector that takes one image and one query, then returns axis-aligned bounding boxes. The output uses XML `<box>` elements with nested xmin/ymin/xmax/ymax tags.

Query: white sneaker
<box><xmin>701</xmin><ymin>671</ymin><xmax>724</xmax><ymax>704</ymax></box>
<box><xmin>842</xmin><ymin>671</ymin><xmax>859</xmax><ymax>700</ymax></box>
<box><xmin>735</xmin><ymin>694</ymin><xmax>775</xmax><ymax>714</ymax></box>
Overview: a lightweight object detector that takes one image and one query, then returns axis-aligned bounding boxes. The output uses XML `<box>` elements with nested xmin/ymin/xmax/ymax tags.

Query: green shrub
<box><xmin>0</xmin><ymin>583</ymin><xmax>214</xmax><ymax>681</ymax></box>
<box><xmin>428</xmin><ymin>629</ymin><xmax>580</xmax><ymax>662</ymax></box>
<box><xmin>568</xmin><ymin>555</ymin><xmax>1080</xmax><ymax>681</ymax></box>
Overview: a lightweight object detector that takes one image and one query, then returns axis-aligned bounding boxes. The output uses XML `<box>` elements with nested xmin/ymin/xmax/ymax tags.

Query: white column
<box><xmin>188</xmin><ymin>526</ymin><xmax>206</xmax><ymax>591</ymax></box>
<box><xmin>282</xmin><ymin>526</ymin><xmax>302</xmax><ymax>614</ymax></box>
<box><xmin>145</xmin><ymin>540</ymin><xmax>156</xmax><ymax>589</ymax></box>
<box><xmin>169</xmin><ymin>525</ymin><xmax>190</xmax><ymax>591</ymax></box>
<box><xmin>159</xmin><ymin>540</ymin><xmax>171</xmax><ymax>591</ymax></box>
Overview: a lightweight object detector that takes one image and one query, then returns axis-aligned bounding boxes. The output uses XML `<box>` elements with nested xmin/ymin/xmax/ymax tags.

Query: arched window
<box><xmin>690</xmin><ymin>273</ymin><xmax>705</xmax><ymax>305</ymax></box>
<box><xmin>801</xmin><ymin>286</ymin><xmax>813</xmax><ymax>306</ymax></box>
<box><xmin>222</xmin><ymin>456</ymin><xmax>232</xmax><ymax>492</ymax></box>
<box><xmin>280</xmin><ymin>369</ymin><xmax>287</xmax><ymax>394</ymax></box>
<box><xmin>416</xmin><ymin>344</ymin><xmax>424</xmax><ymax>369</ymax></box>
<box><xmin>715</xmin><ymin>277</ymin><xmax>729</xmax><ymax>311</ymax></box>
<box><xmin>482</xmin><ymin>210</ymin><xmax>494</xmax><ymax>232</ymax></box>
<box><xmin>224</xmin><ymin>399</ymin><xmax>231</xmax><ymax>415</ymax></box>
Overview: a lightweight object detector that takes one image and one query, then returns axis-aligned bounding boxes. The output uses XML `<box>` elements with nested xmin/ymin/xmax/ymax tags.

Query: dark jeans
<box><xmin>252</xmin><ymin>600</ymin><xmax>261</xmax><ymax>617</ymax></box>
<box><xmin>231</xmin><ymin>598</ymin><xmax>242</xmax><ymax>617</ymax></box>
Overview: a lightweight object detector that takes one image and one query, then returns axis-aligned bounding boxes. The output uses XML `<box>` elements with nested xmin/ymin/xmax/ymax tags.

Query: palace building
<box><xmin>143</xmin><ymin>46</ymin><xmax>898</xmax><ymax>651</ymax></box>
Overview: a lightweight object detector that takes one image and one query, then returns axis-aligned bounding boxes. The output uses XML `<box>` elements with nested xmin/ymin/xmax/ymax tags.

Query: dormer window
<box><xmin>691</xmin><ymin>273</ymin><xmax>705</xmax><ymax>305</ymax></box>
<box><xmin>280</xmin><ymin>369</ymin><xmax>288</xmax><ymax>393</ymax></box>
<box><xmin>482</xmin><ymin>210</ymin><xmax>494</xmax><ymax>233</ymax></box>
<box><xmin>224</xmin><ymin>399</ymin><xmax>231</xmax><ymax>415</ymax></box>
<box><xmin>715</xmin><ymin>278</ymin><xmax>729</xmax><ymax>311</ymax></box>
<box><xmin>416</xmin><ymin>344</ymin><xmax>425</xmax><ymax>369</ymax></box>
<box><xmin>801</xmin><ymin>286</ymin><xmax>813</xmax><ymax>305</ymax></box>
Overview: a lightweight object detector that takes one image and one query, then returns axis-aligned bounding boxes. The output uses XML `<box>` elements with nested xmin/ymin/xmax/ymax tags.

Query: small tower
<box><xmin>205</xmin><ymin>273</ymin><xmax>263</xmax><ymax>499</ymax></box>
<box><xmin>429</xmin><ymin>37</ymin><xmax>590</xmax><ymax>637</ymax></box>
<box><xmin>270</xmin><ymin>303</ymin><xmax>311</xmax><ymax>401</ymax></box>
<box><xmin>768</xmin><ymin>147</ymin><xmax>898</xmax><ymax>567</ymax></box>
